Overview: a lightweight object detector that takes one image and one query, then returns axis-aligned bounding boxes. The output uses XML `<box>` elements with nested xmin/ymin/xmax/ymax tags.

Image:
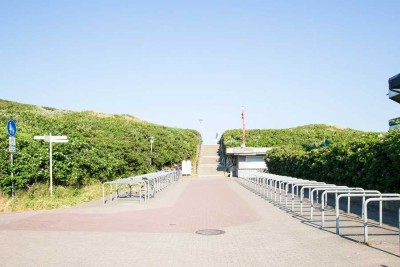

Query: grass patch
<box><xmin>0</xmin><ymin>182</ymin><xmax>103</xmax><ymax>212</ymax></box>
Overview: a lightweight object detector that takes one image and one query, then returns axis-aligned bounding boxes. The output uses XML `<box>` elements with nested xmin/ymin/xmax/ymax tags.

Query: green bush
<box><xmin>222</xmin><ymin>124</ymin><xmax>400</xmax><ymax>193</ymax></box>
<box><xmin>0</xmin><ymin>99</ymin><xmax>201</xmax><ymax>193</ymax></box>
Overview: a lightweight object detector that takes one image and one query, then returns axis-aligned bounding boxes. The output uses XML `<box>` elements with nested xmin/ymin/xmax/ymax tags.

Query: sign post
<box><xmin>7</xmin><ymin>120</ymin><xmax>17</xmax><ymax>199</ymax></box>
<box><xmin>34</xmin><ymin>134</ymin><xmax>68</xmax><ymax>195</ymax></box>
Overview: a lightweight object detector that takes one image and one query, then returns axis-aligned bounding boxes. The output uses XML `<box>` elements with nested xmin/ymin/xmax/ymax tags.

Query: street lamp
<box><xmin>150</xmin><ymin>136</ymin><xmax>154</xmax><ymax>152</ymax></box>
<box><xmin>149</xmin><ymin>136</ymin><xmax>154</xmax><ymax>165</ymax></box>
<box><xmin>199</xmin><ymin>119</ymin><xmax>203</xmax><ymax>143</ymax></box>
<box><xmin>34</xmin><ymin>133</ymin><xmax>68</xmax><ymax>196</ymax></box>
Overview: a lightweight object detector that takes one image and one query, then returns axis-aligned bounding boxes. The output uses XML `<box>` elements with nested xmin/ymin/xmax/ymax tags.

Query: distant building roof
<box><xmin>389</xmin><ymin>73</ymin><xmax>400</xmax><ymax>90</ymax></box>
<box><xmin>388</xmin><ymin>73</ymin><xmax>400</xmax><ymax>104</ymax></box>
<box><xmin>226</xmin><ymin>147</ymin><xmax>272</xmax><ymax>155</ymax></box>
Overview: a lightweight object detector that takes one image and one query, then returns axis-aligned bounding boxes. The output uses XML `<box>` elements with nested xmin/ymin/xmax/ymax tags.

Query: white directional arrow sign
<box><xmin>34</xmin><ymin>135</ymin><xmax>68</xmax><ymax>142</ymax></box>
<box><xmin>34</xmin><ymin>133</ymin><xmax>68</xmax><ymax>196</ymax></box>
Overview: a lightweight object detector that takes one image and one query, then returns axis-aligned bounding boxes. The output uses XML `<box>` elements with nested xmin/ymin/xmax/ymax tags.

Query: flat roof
<box><xmin>226</xmin><ymin>147</ymin><xmax>272</xmax><ymax>155</ymax></box>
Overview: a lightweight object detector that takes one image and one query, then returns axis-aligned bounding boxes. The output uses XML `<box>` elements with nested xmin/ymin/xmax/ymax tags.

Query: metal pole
<box><xmin>199</xmin><ymin>119</ymin><xmax>203</xmax><ymax>143</ymax></box>
<box><xmin>241</xmin><ymin>106</ymin><xmax>246</xmax><ymax>148</ymax></box>
<box><xmin>150</xmin><ymin>136</ymin><xmax>154</xmax><ymax>165</ymax></box>
<box><xmin>364</xmin><ymin>201</ymin><xmax>369</xmax><ymax>243</ymax></box>
<box><xmin>11</xmin><ymin>153</ymin><xmax>14</xmax><ymax>200</ymax></box>
<box><xmin>379</xmin><ymin>195</ymin><xmax>383</xmax><ymax>226</ymax></box>
<box><xmin>336</xmin><ymin>197</ymin><xmax>340</xmax><ymax>234</ymax></box>
<box><xmin>102</xmin><ymin>183</ymin><xmax>105</xmax><ymax>204</ymax></box>
<box><xmin>49</xmin><ymin>133</ymin><xmax>53</xmax><ymax>196</ymax></box>
<box><xmin>109</xmin><ymin>184</ymin><xmax>112</xmax><ymax>202</ymax></box>
<box><xmin>347</xmin><ymin>195</ymin><xmax>351</xmax><ymax>214</ymax></box>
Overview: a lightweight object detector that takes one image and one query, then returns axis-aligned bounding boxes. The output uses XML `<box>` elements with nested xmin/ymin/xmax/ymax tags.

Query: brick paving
<box><xmin>0</xmin><ymin>176</ymin><xmax>399</xmax><ymax>266</ymax></box>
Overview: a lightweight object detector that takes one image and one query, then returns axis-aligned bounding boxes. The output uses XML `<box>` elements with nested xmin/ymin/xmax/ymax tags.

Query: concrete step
<box><xmin>197</xmin><ymin>168</ymin><xmax>225</xmax><ymax>176</ymax></box>
<box><xmin>198</xmin><ymin>144</ymin><xmax>222</xmax><ymax>176</ymax></box>
<box><xmin>200</xmin><ymin>145</ymin><xmax>219</xmax><ymax>153</ymax></box>
<box><xmin>198</xmin><ymin>164</ymin><xmax>220</xmax><ymax>168</ymax></box>
<box><xmin>200</xmin><ymin>154</ymin><xmax>219</xmax><ymax>158</ymax></box>
<box><xmin>199</xmin><ymin>157</ymin><xmax>220</xmax><ymax>164</ymax></box>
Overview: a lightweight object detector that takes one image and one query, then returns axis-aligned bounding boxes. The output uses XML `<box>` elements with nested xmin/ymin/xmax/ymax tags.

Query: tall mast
<box><xmin>241</xmin><ymin>106</ymin><xmax>246</xmax><ymax>148</ymax></box>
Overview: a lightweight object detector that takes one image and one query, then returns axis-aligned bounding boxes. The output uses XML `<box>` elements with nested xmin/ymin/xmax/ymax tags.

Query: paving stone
<box><xmin>0</xmin><ymin>176</ymin><xmax>399</xmax><ymax>266</ymax></box>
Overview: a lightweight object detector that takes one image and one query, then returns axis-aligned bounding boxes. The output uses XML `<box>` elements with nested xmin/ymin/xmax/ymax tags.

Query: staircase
<box><xmin>197</xmin><ymin>144</ymin><xmax>224</xmax><ymax>176</ymax></box>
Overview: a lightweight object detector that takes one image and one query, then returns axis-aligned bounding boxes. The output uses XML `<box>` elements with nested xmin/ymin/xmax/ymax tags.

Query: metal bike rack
<box><xmin>335</xmin><ymin>193</ymin><xmax>400</xmax><ymax>234</ymax></box>
<box><xmin>285</xmin><ymin>180</ymin><xmax>326</xmax><ymax>211</ymax></box>
<box><xmin>299</xmin><ymin>185</ymin><xmax>347</xmax><ymax>215</ymax></box>
<box><xmin>102</xmin><ymin>170</ymin><xmax>178</xmax><ymax>204</ymax></box>
<box><xmin>276</xmin><ymin>178</ymin><xmax>305</xmax><ymax>204</ymax></box>
<box><xmin>286</xmin><ymin>181</ymin><xmax>324</xmax><ymax>210</ymax></box>
<box><xmin>256</xmin><ymin>173</ymin><xmax>301</xmax><ymax>201</ymax></box>
<box><xmin>321</xmin><ymin>187</ymin><xmax>380</xmax><ymax>227</ymax></box>
<box><xmin>237</xmin><ymin>172</ymin><xmax>400</xmax><ymax>252</ymax></box>
<box><xmin>364</xmin><ymin>197</ymin><xmax>400</xmax><ymax>243</ymax></box>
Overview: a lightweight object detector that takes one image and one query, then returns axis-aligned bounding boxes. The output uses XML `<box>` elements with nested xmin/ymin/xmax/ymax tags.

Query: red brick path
<box><xmin>3</xmin><ymin>178</ymin><xmax>261</xmax><ymax>233</ymax></box>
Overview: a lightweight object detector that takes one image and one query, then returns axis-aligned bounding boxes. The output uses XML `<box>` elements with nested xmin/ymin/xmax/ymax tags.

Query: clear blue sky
<box><xmin>1</xmin><ymin>1</ymin><xmax>399</xmax><ymax>144</ymax></box>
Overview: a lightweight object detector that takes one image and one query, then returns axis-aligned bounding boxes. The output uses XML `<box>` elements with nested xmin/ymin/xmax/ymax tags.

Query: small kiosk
<box><xmin>225</xmin><ymin>147</ymin><xmax>272</xmax><ymax>178</ymax></box>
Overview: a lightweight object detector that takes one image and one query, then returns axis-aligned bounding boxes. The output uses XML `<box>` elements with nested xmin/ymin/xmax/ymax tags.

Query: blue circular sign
<box><xmin>7</xmin><ymin>120</ymin><xmax>17</xmax><ymax>136</ymax></box>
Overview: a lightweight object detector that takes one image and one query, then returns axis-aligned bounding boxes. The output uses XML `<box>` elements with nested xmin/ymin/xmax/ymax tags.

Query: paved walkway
<box><xmin>0</xmin><ymin>176</ymin><xmax>399</xmax><ymax>266</ymax></box>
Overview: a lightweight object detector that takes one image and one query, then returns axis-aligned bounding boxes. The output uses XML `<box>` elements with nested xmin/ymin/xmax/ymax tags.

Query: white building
<box><xmin>225</xmin><ymin>147</ymin><xmax>272</xmax><ymax>178</ymax></box>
